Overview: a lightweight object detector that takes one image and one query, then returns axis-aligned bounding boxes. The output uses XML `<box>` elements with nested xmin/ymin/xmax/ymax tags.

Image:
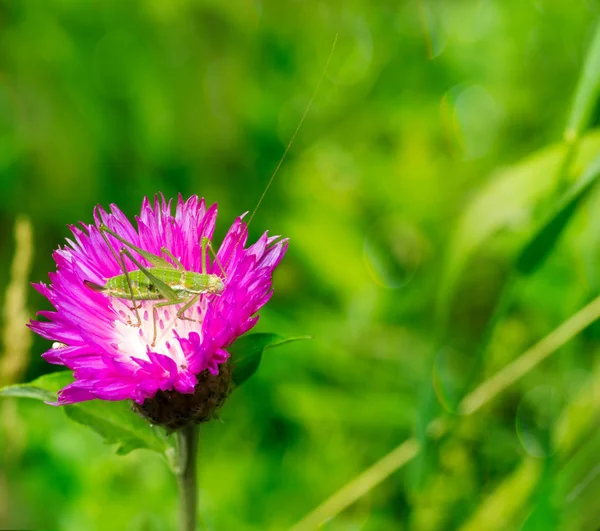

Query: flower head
<box><xmin>30</xmin><ymin>195</ymin><xmax>287</xmax><ymax>418</ymax></box>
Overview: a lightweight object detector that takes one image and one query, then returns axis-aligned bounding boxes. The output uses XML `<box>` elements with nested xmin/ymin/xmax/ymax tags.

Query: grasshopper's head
<box><xmin>208</xmin><ymin>275</ymin><xmax>225</xmax><ymax>294</ymax></box>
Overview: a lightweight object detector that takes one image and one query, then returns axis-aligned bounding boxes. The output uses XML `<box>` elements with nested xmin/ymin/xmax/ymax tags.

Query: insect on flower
<box><xmin>29</xmin><ymin>195</ymin><xmax>288</xmax><ymax>411</ymax></box>
<box><xmin>84</xmin><ymin>227</ymin><xmax>226</xmax><ymax>347</ymax></box>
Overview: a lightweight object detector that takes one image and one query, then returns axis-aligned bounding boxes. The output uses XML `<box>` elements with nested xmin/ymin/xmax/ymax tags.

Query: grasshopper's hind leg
<box><xmin>160</xmin><ymin>248</ymin><xmax>184</xmax><ymax>269</ymax></box>
<box><xmin>118</xmin><ymin>249</ymin><xmax>143</xmax><ymax>328</ymax></box>
<box><xmin>175</xmin><ymin>293</ymin><xmax>201</xmax><ymax>322</ymax></box>
<box><xmin>150</xmin><ymin>297</ymin><xmax>199</xmax><ymax>347</ymax></box>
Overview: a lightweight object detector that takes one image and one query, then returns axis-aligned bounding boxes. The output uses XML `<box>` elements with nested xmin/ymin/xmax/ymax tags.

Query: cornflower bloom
<box><xmin>29</xmin><ymin>195</ymin><xmax>287</xmax><ymax>428</ymax></box>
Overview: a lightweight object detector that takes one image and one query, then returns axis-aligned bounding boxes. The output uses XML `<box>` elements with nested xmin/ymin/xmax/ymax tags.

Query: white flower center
<box><xmin>111</xmin><ymin>298</ymin><xmax>208</xmax><ymax>369</ymax></box>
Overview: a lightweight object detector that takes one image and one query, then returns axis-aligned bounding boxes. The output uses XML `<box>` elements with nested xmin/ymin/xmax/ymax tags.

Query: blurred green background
<box><xmin>2</xmin><ymin>0</ymin><xmax>600</xmax><ymax>529</ymax></box>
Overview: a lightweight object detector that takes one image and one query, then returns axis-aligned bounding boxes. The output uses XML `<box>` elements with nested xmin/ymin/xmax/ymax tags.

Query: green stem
<box><xmin>177</xmin><ymin>424</ymin><xmax>198</xmax><ymax>531</ymax></box>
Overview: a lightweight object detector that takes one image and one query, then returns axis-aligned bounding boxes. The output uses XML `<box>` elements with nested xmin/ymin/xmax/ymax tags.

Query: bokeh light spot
<box><xmin>442</xmin><ymin>84</ymin><xmax>504</xmax><ymax>160</ymax></box>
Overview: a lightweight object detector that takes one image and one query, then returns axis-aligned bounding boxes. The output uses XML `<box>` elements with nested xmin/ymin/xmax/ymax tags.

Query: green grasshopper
<box><xmin>84</xmin><ymin>224</ymin><xmax>224</xmax><ymax>346</ymax></box>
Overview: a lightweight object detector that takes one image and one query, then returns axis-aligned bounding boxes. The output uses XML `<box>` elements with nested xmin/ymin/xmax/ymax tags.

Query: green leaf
<box><xmin>517</xmin><ymin>152</ymin><xmax>600</xmax><ymax>274</ymax></box>
<box><xmin>0</xmin><ymin>370</ymin><xmax>168</xmax><ymax>456</ymax></box>
<box><xmin>64</xmin><ymin>401</ymin><xmax>167</xmax><ymax>456</ymax></box>
<box><xmin>0</xmin><ymin>385</ymin><xmax>56</xmax><ymax>402</ymax></box>
<box><xmin>436</xmin><ymin>130</ymin><xmax>600</xmax><ymax>332</ymax></box>
<box><xmin>564</xmin><ymin>21</ymin><xmax>600</xmax><ymax>143</ymax></box>
<box><xmin>0</xmin><ymin>370</ymin><xmax>73</xmax><ymax>402</ymax></box>
<box><xmin>230</xmin><ymin>333</ymin><xmax>310</xmax><ymax>387</ymax></box>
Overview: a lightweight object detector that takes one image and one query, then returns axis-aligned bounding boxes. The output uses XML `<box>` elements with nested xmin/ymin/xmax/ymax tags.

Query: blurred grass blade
<box><xmin>564</xmin><ymin>20</ymin><xmax>600</xmax><ymax>143</ymax></box>
<box><xmin>459</xmin><ymin>295</ymin><xmax>600</xmax><ymax>415</ymax></box>
<box><xmin>554</xmin><ymin>366</ymin><xmax>600</xmax><ymax>457</ymax></box>
<box><xmin>557</xmin><ymin>429</ymin><xmax>600</xmax><ymax>529</ymax></box>
<box><xmin>517</xmin><ymin>152</ymin><xmax>600</xmax><ymax>274</ymax></box>
<box><xmin>0</xmin><ymin>216</ymin><xmax>34</xmax><ymax>387</ymax></box>
<box><xmin>460</xmin><ymin>459</ymin><xmax>541</xmax><ymax>531</ymax></box>
<box><xmin>292</xmin><ymin>294</ymin><xmax>600</xmax><ymax>529</ymax></box>
<box><xmin>290</xmin><ymin>439</ymin><xmax>420</xmax><ymax>531</ymax></box>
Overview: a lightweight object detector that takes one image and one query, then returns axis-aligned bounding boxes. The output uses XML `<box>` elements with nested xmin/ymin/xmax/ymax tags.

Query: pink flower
<box><xmin>29</xmin><ymin>195</ymin><xmax>288</xmax><ymax>406</ymax></box>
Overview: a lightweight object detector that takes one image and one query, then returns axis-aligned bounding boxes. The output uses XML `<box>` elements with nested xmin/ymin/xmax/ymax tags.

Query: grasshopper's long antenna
<box><xmin>245</xmin><ymin>33</ymin><xmax>339</xmax><ymax>230</ymax></box>
<box><xmin>219</xmin><ymin>35</ymin><xmax>338</xmax><ymax>277</ymax></box>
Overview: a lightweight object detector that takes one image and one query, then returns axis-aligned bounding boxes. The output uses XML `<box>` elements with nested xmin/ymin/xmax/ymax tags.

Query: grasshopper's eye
<box><xmin>209</xmin><ymin>276</ymin><xmax>225</xmax><ymax>294</ymax></box>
